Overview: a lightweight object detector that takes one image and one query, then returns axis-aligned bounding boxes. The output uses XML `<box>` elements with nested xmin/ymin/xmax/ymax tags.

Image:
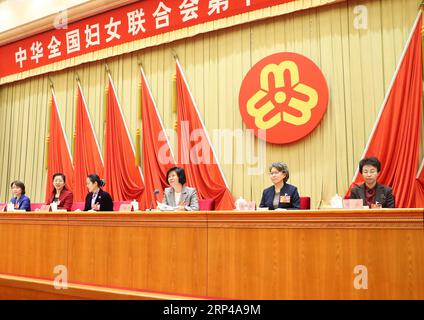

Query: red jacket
<box><xmin>46</xmin><ymin>188</ymin><xmax>74</xmax><ymax>211</ymax></box>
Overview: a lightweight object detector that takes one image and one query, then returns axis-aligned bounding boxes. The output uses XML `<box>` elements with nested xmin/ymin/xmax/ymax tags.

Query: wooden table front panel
<box><xmin>0</xmin><ymin>214</ymin><xmax>69</xmax><ymax>279</ymax></box>
<box><xmin>207</xmin><ymin>211</ymin><xmax>424</xmax><ymax>299</ymax></box>
<box><xmin>66</xmin><ymin>214</ymin><xmax>208</xmax><ymax>297</ymax></box>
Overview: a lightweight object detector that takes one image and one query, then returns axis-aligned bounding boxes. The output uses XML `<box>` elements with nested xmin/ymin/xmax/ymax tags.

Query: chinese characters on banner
<box><xmin>1</xmin><ymin>0</ymin><xmax>295</xmax><ymax>78</ymax></box>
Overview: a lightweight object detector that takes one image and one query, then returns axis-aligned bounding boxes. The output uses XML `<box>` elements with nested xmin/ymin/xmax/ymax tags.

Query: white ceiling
<box><xmin>0</xmin><ymin>0</ymin><xmax>89</xmax><ymax>33</ymax></box>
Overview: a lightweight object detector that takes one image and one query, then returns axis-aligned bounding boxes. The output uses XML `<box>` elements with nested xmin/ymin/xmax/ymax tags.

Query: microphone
<box><xmin>317</xmin><ymin>199</ymin><xmax>323</xmax><ymax>210</ymax></box>
<box><xmin>150</xmin><ymin>189</ymin><xmax>160</xmax><ymax>211</ymax></box>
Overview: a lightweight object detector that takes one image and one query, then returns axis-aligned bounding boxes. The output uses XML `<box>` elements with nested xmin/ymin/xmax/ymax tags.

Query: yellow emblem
<box><xmin>246</xmin><ymin>61</ymin><xmax>318</xmax><ymax>129</ymax></box>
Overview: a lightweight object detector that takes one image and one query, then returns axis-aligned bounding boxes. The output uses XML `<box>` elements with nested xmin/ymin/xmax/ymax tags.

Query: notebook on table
<box><xmin>119</xmin><ymin>204</ymin><xmax>132</xmax><ymax>212</ymax></box>
<box><xmin>342</xmin><ymin>199</ymin><xmax>364</xmax><ymax>209</ymax></box>
<box><xmin>39</xmin><ymin>204</ymin><xmax>51</xmax><ymax>212</ymax></box>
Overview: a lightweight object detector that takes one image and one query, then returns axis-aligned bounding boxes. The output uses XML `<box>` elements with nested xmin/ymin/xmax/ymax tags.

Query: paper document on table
<box><xmin>157</xmin><ymin>201</ymin><xmax>177</xmax><ymax>211</ymax></box>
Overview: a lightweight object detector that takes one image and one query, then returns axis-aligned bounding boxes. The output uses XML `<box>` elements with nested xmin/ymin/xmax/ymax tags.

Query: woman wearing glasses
<box><xmin>259</xmin><ymin>162</ymin><xmax>300</xmax><ymax>210</ymax></box>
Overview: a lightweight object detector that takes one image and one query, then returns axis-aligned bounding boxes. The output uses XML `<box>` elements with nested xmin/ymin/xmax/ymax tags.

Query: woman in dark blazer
<box><xmin>349</xmin><ymin>157</ymin><xmax>395</xmax><ymax>208</ymax></box>
<box><xmin>84</xmin><ymin>174</ymin><xmax>114</xmax><ymax>212</ymax></box>
<box><xmin>259</xmin><ymin>162</ymin><xmax>300</xmax><ymax>210</ymax></box>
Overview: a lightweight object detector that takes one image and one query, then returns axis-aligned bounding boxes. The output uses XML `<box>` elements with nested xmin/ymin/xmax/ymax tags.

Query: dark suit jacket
<box><xmin>84</xmin><ymin>189</ymin><xmax>114</xmax><ymax>211</ymax></box>
<box><xmin>46</xmin><ymin>188</ymin><xmax>74</xmax><ymax>211</ymax></box>
<box><xmin>259</xmin><ymin>183</ymin><xmax>300</xmax><ymax>210</ymax></box>
<box><xmin>350</xmin><ymin>183</ymin><xmax>395</xmax><ymax>208</ymax></box>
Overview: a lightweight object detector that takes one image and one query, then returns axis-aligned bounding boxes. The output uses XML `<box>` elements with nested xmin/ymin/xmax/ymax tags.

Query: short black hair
<box><xmin>11</xmin><ymin>180</ymin><xmax>26</xmax><ymax>194</ymax></box>
<box><xmin>87</xmin><ymin>174</ymin><xmax>106</xmax><ymax>187</ymax></box>
<box><xmin>166</xmin><ymin>167</ymin><xmax>187</xmax><ymax>185</ymax></box>
<box><xmin>359</xmin><ymin>157</ymin><xmax>381</xmax><ymax>173</ymax></box>
<box><xmin>52</xmin><ymin>173</ymin><xmax>66</xmax><ymax>183</ymax></box>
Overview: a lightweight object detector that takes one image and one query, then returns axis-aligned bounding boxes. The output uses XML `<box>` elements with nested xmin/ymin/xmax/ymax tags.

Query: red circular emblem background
<box><xmin>239</xmin><ymin>52</ymin><xmax>329</xmax><ymax>144</ymax></box>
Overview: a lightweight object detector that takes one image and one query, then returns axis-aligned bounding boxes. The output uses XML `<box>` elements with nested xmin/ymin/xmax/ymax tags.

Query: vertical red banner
<box><xmin>74</xmin><ymin>82</ymin><xmax>104</xmax><ymax>201</ymax></box>
<box><xmin>45</xmin><ymin>90</ymin><xmax>75</xmax><ymax>202</ymax></box>
<box><xmin>104</xmin><ymin>75</ymin><xmax>145</xmax><ymax>202</ymax></box>
<box><xmin>176</xmin><ymin>60</ymin><xmax>235</xmax><ymax>210</ymax></box>
<box><xmin>347</xmin><ymin>13</ymin><xmax>423</xmax><ymax>208</ymax></box>
<box><xmin>140</xmin><ymin>66</ymin><xmax>176</xmax><ymax>209</ymax></box>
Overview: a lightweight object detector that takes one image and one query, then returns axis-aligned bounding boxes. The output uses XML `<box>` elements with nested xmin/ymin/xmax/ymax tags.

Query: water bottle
<box><xmin>330</xmin><ymin>194</ymin><xmax>343</xmax><ymax>209</ymax></box>
<box><xmin>131</xmin><ymin>200</ymin><xmax>139</xmax><ymax>211</ymax></box>
<box><xmin>7</xmin><ymin>202</ymin><xmax>14</xmax><ymax>212</ymax></box>
<box><xmin>235</xmin><ymin>197</ymin><xmax>247</xmax><ymax>210</ymax></box>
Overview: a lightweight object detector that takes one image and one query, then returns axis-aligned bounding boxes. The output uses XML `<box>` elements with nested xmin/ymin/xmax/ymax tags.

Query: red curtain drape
<box><xmin>176</xmin><ymin>60</ymin><xmax>235</xmax><ymax>210</ymax></box>
<box><xmin>45</xmin><ymin>91</ymin><xmax>74</xmax><ymax>202</ymax></box>
<box><xmin>74</xmin><ymin>83</ymin><xmax>104</xmax><ymax>201</ymax></box>
<box><xmin>140</xmin><ymin>67</ymin><xmax>175</xmax><ymax>209</ymax></box>
<box><xmin>346</xmin><ymin>13</ymin><xmax>423</xmax><ymax>208</ymax></box>
<box><xmin>104</xmin><ymin>76</ymin><xmax>145</xmax><ymax>202</ymax></box>
<box><xmin>413</xmin><ymin>162</ymin><xmax>424</xmax><ymax>207</ymax></box>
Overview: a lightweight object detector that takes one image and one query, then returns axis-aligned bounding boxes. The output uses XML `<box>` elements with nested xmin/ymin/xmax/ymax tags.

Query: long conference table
<box><xmin>0</xmin><ymin>209</ymin><xmax>423</xmax><ymax>300</ymax></box>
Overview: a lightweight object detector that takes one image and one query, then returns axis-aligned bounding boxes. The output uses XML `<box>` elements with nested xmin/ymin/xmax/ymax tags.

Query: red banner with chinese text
<box><xmin>0</xmin><ymin>0</ymin><xmax>296</xmax><ymax>79</ymax></box>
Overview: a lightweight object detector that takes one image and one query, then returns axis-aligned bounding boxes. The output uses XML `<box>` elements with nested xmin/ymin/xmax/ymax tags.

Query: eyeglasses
<box><xmin>269</xmin><ymin>171</ymin><xmax>282</xmax><ymax>176</ymax></box>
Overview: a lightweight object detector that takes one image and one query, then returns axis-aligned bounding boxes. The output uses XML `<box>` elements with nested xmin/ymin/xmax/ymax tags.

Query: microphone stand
<box><xmin>149</xmin><ymin>190</ymin><xmax>160</xmax><ymax>211</ymax></box>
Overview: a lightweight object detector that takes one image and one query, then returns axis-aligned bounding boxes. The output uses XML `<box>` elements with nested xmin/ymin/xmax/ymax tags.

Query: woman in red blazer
<box><xmin>46</xmin><ymin>173</ymin><xmax>74</xmax><ymax>211</ymax></box>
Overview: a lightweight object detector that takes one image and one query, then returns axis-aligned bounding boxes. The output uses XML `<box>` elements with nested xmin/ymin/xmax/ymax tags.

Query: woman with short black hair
<box><xmin>163</xmin><ymin>167</ymin><xmax>199</xmax><ymax>211</ymax></box>
<box><xmin>350</xmin><ymin>157</ymin><xmax>395</xmax><ymax>208</ymax></box>
<box><xmin>9</xmin><ymin>180</ymin><xmax>31</xmax><ymax>211</ymax></box>
<box><xmin>83</xmin><ymin>174</ymin><xmax>114</xmax><ymax>211</ymax></box>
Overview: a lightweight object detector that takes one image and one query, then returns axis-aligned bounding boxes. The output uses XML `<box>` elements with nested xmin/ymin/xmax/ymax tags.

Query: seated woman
<box><xmin>259</xmin><ymin>162</ymin><xmax>300</xmax><ymax>210</ymax></box>
<box><xmin>350</xmin><ymin>157</ymin><xmax>395</xmax><ymax>208</ymax></box>
<box><xmin>163</xmin><ymin>167</ymin><xmax>199</xmax><ymax>211</ymax></box>
<box><xmin>46</xmin><ymin>173</ymin><xmax>73</xmax><ymax>211</ymax></box>
<box><xmin>9</xmin><ymin>180</ymin><xmax>31</xmax><ymax>211</ymax></box>
<box><xmin>84</xmin><ymin>174</ymin><xmax>113</xmax><ymax>212</ymax></box>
